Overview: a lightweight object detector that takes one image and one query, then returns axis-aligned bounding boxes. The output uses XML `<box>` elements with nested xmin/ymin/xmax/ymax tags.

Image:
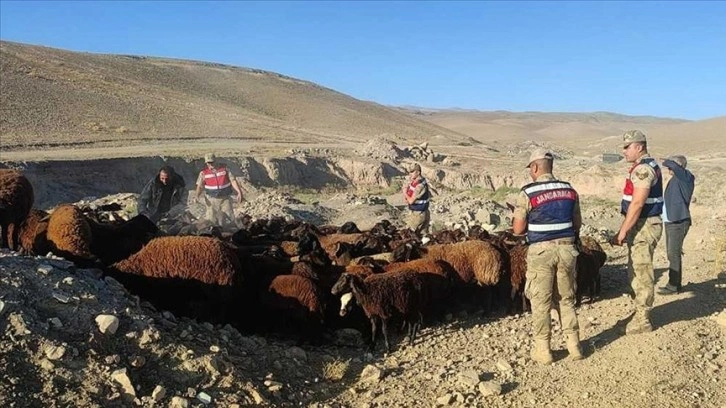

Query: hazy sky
<box><xmin>1</xmin><ymin>1</ymin><xmax>725</xmax><ymax>120</ymax></box>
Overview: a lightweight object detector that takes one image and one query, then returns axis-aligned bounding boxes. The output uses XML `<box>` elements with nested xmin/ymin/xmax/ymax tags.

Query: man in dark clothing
<box><xmin>658</xmin><ymin>155</ymin><xmax>695</xmax><ymax>294</ymax></box>
<box><xmin>138</xmin><ymin>165</ymin><xmax>187</xmax><ymax>223</ymax></box>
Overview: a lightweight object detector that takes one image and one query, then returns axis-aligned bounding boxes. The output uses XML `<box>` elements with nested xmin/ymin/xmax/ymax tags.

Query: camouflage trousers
<box><xmin>407</xmin><ymin>209</ymin><xmax>430</xmax><ymax>236</ymax></box>
<box><xmin>204</xmin><ymin>195</ymin><xmax>235</xmax><ymax>227</ymax></box>
<box><xmin>626</xmin><ymin>217</ymin><xmax>663</xmax><ymax>310</ymax></box>
<box><xmin>524</xmin><ymin>241</ymin><xmax>580</xmax><ymax>341</ymax></box>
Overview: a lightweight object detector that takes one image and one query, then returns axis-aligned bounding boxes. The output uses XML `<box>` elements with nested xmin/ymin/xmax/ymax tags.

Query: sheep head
<box><xmin>331</xmin><ymin>272</ymin><xmax>354</xmax><ymax>296</ymax></box>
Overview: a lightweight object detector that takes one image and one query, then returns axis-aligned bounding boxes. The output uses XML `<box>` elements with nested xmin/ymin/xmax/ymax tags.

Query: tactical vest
<box><xmin>202</xmin><ymin>165</ymin><xmax>233</xmax><ymax>198</ymax></box>
<box><xmin>406</xmin><ymin>177</ymin><xmax>430</xmax><ymax>212</ymax></box>
<box><xmin>620</xmin><ymin>157</ymin><xmax>663</xmax><ymax>217</ymax></box>
<box><xmin>523</xmin><ymin>180</ymin><xmax>577</xmax><ymax>244</ymax></box>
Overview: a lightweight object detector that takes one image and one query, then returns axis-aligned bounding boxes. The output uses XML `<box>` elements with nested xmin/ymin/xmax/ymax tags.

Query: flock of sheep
<box><xmin>1</xmin><ymin>168</ymin><xmax>607</xmax><ymax>352</ymax></box>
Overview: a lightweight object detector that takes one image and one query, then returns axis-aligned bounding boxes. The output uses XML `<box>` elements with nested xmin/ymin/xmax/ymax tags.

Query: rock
<box><xmin>95</xmin><ymin>315</ymin><xmax>119</xmax><ymax>334</ymax></box>
<box><xmin>0</xmin><ymin>300</ymin><xmax>5</xmax><ymax>316</ymax></box>
<box><xmin>196</xmin><ymin>392</ymin><xmax>212</xmax><ymax>405</ymax></box>
<box><xmin>110</xmin><ymin>368</ymin><xmax>136</xmax><ymax>398</ymax></box>
<box><xmin>495</xmin><ymin>359</ymin><xmax>514</xmax><ymax>373</ymax></box>
<box><xmin>129</xmin><ymin>355</ymin><xmax>146</xmax><ymax>368</ymax></box>
<box><xmin>333</xmin><ymin>328</ymin><xmax>366</xmax><ymax>347</ymax></box>
<box><xmin>44</xmin><ymin>344</ymin><xmax>66</xmax><ymax>361</ymax></box>
<box><xmin>436</xmin><ymin>393</ymin><xmax>454</xmax><ymax>405</ymax></box>
<box><xmin>52</xmin><ymin>291</ymin><xmax>71</xmax><ymax>304</ymax></box>
<box><xmin>359</xmin><ymin>364</ymin><xmax>383</xmax><ymax>383</ymax></box>
<box><xmin>105</xmin><ymin>355</ymin><xmax>121</xmax><ymax>364</ymax></box>
<box><xmin>37</xmin><ymin>264</ymin><xmax>54</xmax><ymax>275</ymax></box>
<box><xmin>49</xmin><ymin>317</ymin><xmax>63</xmax><ymax>328</ymax></box>
<box><xmin>151</xmin><ymin>385</ymin><xmax>166</xmax><ymax>401</ymax></box>
<box><xmin>285</xmin><ymin>346</ymin><xmax>308</xmax><ymax>361</ymax></box>
<box><xmin>139</xmin><ymin>328</ymin><xmax>160</xmax><ymax>345</ymax></box>
<box><xmin>246</xmin><ymin>385</ymin><xmax>266</xmax><ymax>404</ymax></box>
<box><xmin>478</xmin><ymin>381</ymin><xmax>502</xmax><ymax>396</ymax></box>
<box><xmin>40</xmin><ymin>358</ymin><xmax>55</xmax><ymax>371</ymax></box>
<box><xmin>457</xmin><ymin>369</ymin><xmax>481</xmax><ymax>387</ymax></box>
<box><xmin>169</xmin><ymin>396</ymin><xmax>189</xmax><ymax>408</ymax></box>
<box><xmin>47</xmin><ymin>258</ymin><xmax>75</xmax><ymax>270</ymax></box>
<box><xmin>714</xmin><ymin>311</ymin><xmax>726</xmax><ymax>328</ymax></box>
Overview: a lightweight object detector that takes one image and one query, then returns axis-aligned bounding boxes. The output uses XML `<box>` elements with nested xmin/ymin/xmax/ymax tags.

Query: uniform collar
<box><xmin>534</xmin><ymin>173</ymin><xmax>556</xmax><ymax>182</ymax></box>
<box><xmin>635</xmin><ymin>153</ymin><xmax>652</xmax><ymax>164</ymax></box>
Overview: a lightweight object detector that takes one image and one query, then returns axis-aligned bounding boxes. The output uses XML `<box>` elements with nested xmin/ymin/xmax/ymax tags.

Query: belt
<box><xmin>529</xmin><ymin>239</ymin><xmax>575</xmax><ymax>246</ymax></box>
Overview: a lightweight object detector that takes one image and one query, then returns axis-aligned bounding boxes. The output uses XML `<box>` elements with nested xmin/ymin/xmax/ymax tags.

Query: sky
<box><xmin>1</xmin><ymin>1</ymin><xmax>725</xmax><ymax>120</ymax></box>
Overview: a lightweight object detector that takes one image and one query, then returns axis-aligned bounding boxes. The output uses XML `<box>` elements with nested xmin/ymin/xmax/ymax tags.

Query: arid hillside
<box><xmin>398</xmin><ymin>108</ymin><xmax>726</xmax><ymax>157</ymax></box>
<box><xmin>0</xmin><ymin>41</ymin><xmax>472</xmax><ymax>150</ymax></box>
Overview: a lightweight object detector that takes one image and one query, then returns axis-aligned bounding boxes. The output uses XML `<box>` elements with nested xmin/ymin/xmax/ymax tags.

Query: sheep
<box><xmin>18</xmin><ymin>209</ymin><xmax>50</xmax><ymax>256</ymax></box>
<box><xmin>0</xmin><ymin>169</ymin><xmax>34</xmax><ymax>250</ymax></box>
<box><xmin>261</xmin><ymin>274</ymin><xmax>326</xmax><ymax>342</ymax></box>
<box><xmin>384</xmin><ymin>259</ymin><xmax>455</xmax><ymax>300</ymax></box>
<box><xmin>46</xmin><ymin>204</ymin><xmax>97</xmax><ymax>266</ymax></box>
<box><xmin>88</xmin><ymin>214</ymin><xmax>159</xmax><ymax>265</ymax></box>
<box><xmin>107</xmin><ymin>236</ymin><xmax>243</xmax><ymax>324</ymax></box>
<box><xmin>575</xmin><ymin>236</ymin><xmax>607</xmax><ymax>306</ymax></box>
<box><xmin>505</xmin><ymin>244</ymin><xmax>530</xmax><ymax>313</ymax></box>
<box><xmin>331</xmin><ymin>271</ymin><xmax>425</xmax><ymax>352</ymax></box>
<box><xmin>417</xmin><ymin>240</ymin><xmax>502</xmax><ymax>286</ymax></box>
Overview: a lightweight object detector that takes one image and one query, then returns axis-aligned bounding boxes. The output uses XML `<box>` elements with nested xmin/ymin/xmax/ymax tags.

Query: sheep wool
<box><xmin>0</xmin><ymin>169</ymin><xmax>34</xmax><ymax>250</ymax></box>
<box><xmin>18</xmin><ymin>209</ymin><xmax>50</xmax><ymax>256</ymax></box>
<box><xmin>422</xmin><ymin>240</ymin><xmax>503</xmax><ymax>286</ymax></box>
<box><xmin>46</xmin><ymin>204</ymin><xmax>94</xmax><ymax>262</ymax></box>
<box><xmin>111</xmin><ymin>236</ymin><xmax>241</xmax><ymax>285</ymax></box>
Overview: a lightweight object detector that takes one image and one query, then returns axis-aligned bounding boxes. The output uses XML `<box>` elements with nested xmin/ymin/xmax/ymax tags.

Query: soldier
<box><xmin>402</xmin><ymin>163</ymin><xmax>431</xmax><ymax>237</ymax></box>
<box><xmin>610</xmin><ymin>130</ymin><xmax>663</xmax><ymax>334</ymax></box>
<box><xmin>513</xmin><ymin>149</ymin><xmax>583</xmax><ymax>364</ymax></box>
<box><xmin>194</xmin><ymin>153</ymin><xmax>244</xmax><ymax>227</ymax></box>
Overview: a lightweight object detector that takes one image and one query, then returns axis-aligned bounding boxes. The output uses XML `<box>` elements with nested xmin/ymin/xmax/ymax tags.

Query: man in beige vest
<box><xmin>513</xmin><ymin>149</ymin><xmax>583</xmax><ymax>364</ymax></box>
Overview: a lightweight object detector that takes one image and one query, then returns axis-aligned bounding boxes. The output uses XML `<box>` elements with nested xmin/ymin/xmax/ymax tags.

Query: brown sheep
<box><xmin>18</xmin><ymin>209</ymin><xmax>50</xmax><ymax>256</ymax></box>
<box><xmin>418</xmin><ymin>240</ymin><xmax>503</xmax><ymax>286</ymax></box>
<box><xmin>576</xmin><ymin>236</ymin><xmax>607</xmax><ymax>306</ymax></box>
<box><xmin>0</xmin><ymin>169</ymin><xmax>34</xmax><ymax>250</ymax></box>
<box><xmin>506</xmin><ymin>244</ymin><xmax>530</xmax><ymax>313</ymax></box>
<box><xmin>107</xmin><ymin>236</ymin><xmax>243</xmax><ymax>323</ymax></box>
<box><xmin>46</xmin><ymin>204</ymin><xmax>97</xmax><ymax>266</ymax></box>
<box><xmin>261</xmin><ymin>274</ymin><xmax>326</xmax><ymax>342</ymax></box>
<box><xmin>384</xmin><ymin>259</ymin><xmax>455</xmax><ymax>302</ymax></box>
<box><xmin>331</xmin><ymin>271</ymin><xmax>426</xmax><ymax>353</ymax></box>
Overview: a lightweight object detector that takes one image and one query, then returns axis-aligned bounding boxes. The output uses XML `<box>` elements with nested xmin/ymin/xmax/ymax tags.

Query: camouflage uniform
<box><xmin>196</xmin><ymin>170</ymin><xmax>236</xmax><ymax>227</ymax></box>
<box><xmin>514</xmin><ymin>173</ymin><xmax>582</xmax><ymax>348</ymax></box>
<box><xmin>623</xmin><ymin>155</ymin><xmax>663</xmax><ymax>325</ymax></box>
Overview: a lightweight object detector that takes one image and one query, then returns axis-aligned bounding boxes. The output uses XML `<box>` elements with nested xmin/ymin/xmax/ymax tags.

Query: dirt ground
<box><xmin>2</xmin><ymin>137</ymin><xmax>725</xmax><ymax>408</ymax></box>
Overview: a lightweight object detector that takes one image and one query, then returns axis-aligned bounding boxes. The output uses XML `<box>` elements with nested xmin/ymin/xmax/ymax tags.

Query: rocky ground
<box><xmin>2</xmin><ymin>137</ymin><xmax>726</xmax><ymax>407</ymax></box>
<box><xmin>2</xmin><ymin>183</ymin><xmax>725</xmax><ymax>408</ymax></box>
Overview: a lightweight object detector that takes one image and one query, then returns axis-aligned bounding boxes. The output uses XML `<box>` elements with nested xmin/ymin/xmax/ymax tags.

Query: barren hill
<box><xmin>397</xmin><ymin>108</ymin><xmax>726</xmax><ymax>157</ymax></box>
<box><xmin>0</xmin><ymin>41</ymin><xmax>471</xmax><ymax>150</ymax></box>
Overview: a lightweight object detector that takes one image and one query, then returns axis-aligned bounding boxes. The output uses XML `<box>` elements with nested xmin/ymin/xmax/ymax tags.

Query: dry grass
<box><xmin>321</xmin><ymin>358</ymin><xmax>350</xmax><ymax>382</ymax></box>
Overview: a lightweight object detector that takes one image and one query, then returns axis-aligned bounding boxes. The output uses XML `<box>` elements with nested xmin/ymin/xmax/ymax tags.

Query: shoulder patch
<box><xmin>634</xmin><ymin>166</ymin><xmax>650</xmax><ymax>180</ymax></box>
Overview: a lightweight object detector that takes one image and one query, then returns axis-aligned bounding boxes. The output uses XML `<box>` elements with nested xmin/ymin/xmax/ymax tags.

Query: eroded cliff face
<box><xmin>2</xmin><ymin>152</ymin><xmax>515</xmax><ymax>209</ymax></box>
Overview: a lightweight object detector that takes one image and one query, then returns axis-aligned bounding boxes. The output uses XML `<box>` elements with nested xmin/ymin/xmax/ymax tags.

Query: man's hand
<box><xmin>609</xmin><ymin>231</ymin><xmax>626</xmax><ymax>246</ymax></box>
